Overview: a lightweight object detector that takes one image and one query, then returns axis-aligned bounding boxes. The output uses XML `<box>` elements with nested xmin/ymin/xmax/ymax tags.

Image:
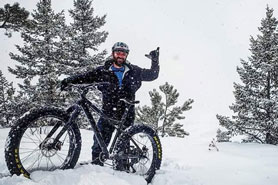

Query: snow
<box><xmin>0</xmin><ymin>128</ymin><xmax>277</xmax><ymax>185</ymax></box>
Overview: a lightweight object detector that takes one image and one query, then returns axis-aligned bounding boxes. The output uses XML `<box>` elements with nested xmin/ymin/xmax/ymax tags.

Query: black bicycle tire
<box><xmin>114</xmin><ymin>124</ymin><xmax>162</xmax><ymax>183</ymax></box>
<box><xmin>4</xmin><ymin>107</ymin><xmax>82</xmax><ymax>178</ymax></box>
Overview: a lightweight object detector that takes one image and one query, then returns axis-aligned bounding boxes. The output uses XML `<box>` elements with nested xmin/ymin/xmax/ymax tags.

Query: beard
<box><xmin>114</xmin><ymin>57</ymin><xmax>125</xmax><ymax>67</ymax></box>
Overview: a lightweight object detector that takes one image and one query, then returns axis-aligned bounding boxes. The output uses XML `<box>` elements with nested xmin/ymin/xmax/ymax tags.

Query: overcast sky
<box><xmin>1</xmin><ymin>0</ymin><xmax>278</xmax><ymax>137</ymax></box>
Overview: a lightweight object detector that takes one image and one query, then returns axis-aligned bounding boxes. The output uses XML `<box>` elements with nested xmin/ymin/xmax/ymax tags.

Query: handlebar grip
<box><xmin>120</xmin><ymin>99</ymin><xmax>140</xmax><ymax>105</ymax></box>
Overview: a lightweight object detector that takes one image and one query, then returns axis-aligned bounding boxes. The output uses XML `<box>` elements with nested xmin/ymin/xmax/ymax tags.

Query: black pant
<box><xmin>91</xmin><ymin>116</ymin><xmax>133</xmax><ymax>159</ymax></box>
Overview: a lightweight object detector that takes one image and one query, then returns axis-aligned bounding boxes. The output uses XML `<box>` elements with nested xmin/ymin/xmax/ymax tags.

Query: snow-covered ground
<box><xmin>0</xmin><ymin>128</ymin><xmax>277</xmax><ymax>185</ymax></box>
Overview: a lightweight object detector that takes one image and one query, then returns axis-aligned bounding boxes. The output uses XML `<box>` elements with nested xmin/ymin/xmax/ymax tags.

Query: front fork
<box><xmin>39</xmin><ymin>105</ymin><xmax>81</xmax><ymax>150</ymax></box>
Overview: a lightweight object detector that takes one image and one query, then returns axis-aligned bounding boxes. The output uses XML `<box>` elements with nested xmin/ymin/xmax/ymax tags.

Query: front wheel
<box><xmin>114</xmin><ymin>124</ymin><xmax>162</xmax><ymax>183</ymax></box>
<box><xmin>5</xmin><ymin>107</ymin><xmax>82</xmax><ymax>178</ymax></box>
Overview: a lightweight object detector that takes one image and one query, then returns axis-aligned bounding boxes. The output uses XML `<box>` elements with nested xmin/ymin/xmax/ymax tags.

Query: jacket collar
<box><xmin>107</xmin><ymin>61</ymin><xmax>130</xmax><ymax>77</ymax></box>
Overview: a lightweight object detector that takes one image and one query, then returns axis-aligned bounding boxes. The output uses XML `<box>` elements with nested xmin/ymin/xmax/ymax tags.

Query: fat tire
<box><xmin>5</xmin><ymin>107</ymin><xmax>82</xmax><ymax>178</ymax></box>
<box><xmin>114</xmin><ymin>124</ymin><xmax>162</xmax><ymax>183</ymax></box>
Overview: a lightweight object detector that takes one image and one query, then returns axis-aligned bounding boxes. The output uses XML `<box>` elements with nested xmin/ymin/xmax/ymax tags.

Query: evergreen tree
<box><xmin>65</xmin><ymin>0</ymin><xmax>108</xmax><ymax>129</ymax></box>
<box><xmin>67</xmin><ymin>0</ymin><xmax>108</xmax><ymax>75</ymax></box>
<box><xmin>0</xmin><ymin>3</ymin><xmax>32</xmax><ymax>37</ymax></box>
<box><xmin>136</xmin><ymin>82</ymin><xmax>193</xmax><ymax>137</ymax></box>
<box><xmin>217</xmin><ymin>6</ymin><xmax>278</xmax><ymax>144</ymax></box>
<box><xmin>216</xmin><ymin>129</ymin><xmax>231</xmax><ymax>142</ymax></box>
<box><xmin>136</xmin><ymin>89</ymin><xmax>164</xmax><ymax>130</ymax></box>
<box><xmin>8</xmin><ymin>0</ymin><xmax>67</xmax><ymax>110</ymax></box>
<box><xmin>6</xmin><ymin>0</ymin><xmax>108</xmax><ymax>128</ymax></box>
<box><xmin>0</xmin><ymin>70</ymin><xmax>16</xmax><ymax>127</ymax></box>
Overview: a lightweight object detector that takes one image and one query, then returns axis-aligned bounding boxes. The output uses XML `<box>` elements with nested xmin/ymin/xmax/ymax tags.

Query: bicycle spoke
<box><xmin>47</xmin><ymin>157</ymin><xmax>57</xmax><ymax>170</ymax></box>
<box><xmin>20</xmin><ymin>147</ymin><xmax>39</xmax><ymax>151</ymax></box>
<box><xmin>21</xmin><ymin>141</ymin><xmax>41</xmax><ymax>144</ymax></box>
<box><xmin>131</xmin><ymin>136</ymin><xmax>148</xmax><ymax>146</ymax></box>
<box><xmin>28</xmin><ymin>128</ymin><xmax>42</xmax><ymax>143</ymax></box>
<box><xmin>126</xmin><ymin>132</ymin><xmax>155</xmax><ymax>177</ymax></box>
<box><xmin>46</xmin><ymin>156</ymin><xmax>49</xmax><ymax>170</ymax></box>
<box><xmin>22</xmin><ymin>134</ymin><xmax>40</xmax><ymax>146</ymax></box>
<box><xmin>59</xmin><ymin>148</ymin><xmax>69</xmax><ymax>152</ymax></box>
<box><xmin>37</xmin><ymin>153</ymin><xmax>43</xmax><ymax>169</ymax></box>
<box><xmin>27</xmin><ymin>153</ymin><xmax>41</xmax><ymax>171</ymax></box>
<box><xmin>57</xmin><ymin>152</ymin><xmax>67</xmax><ymax>156</ymax></box>
<box><xmin>21</xmin><ymin>147</ymin><xmax>40</xmax><ymax>163</ymax></box>
<box><xmin>136</xmin><ymin>163</ymin><xmax>148</xmax><ymax>174</ymax></box>
<box><xmin>55</xmin><ymin>153</ymin><xmax>65</xmax><ymax>163</ymax></box>
<box><xmin>20</xmin><ymin>149</ymin><xmax>40</xmax><ymax>154</ymax></box>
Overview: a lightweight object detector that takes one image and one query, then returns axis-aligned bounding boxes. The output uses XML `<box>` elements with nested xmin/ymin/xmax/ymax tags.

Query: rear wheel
<box><xmin>5</xmin><ymin>107</ymin><xmax>82</xmax><ymax>178</ymax></box>
<box><xmin>114</xmin><ymin>125</ymin><xmax>162</xmax><ymax>183</ymax></box>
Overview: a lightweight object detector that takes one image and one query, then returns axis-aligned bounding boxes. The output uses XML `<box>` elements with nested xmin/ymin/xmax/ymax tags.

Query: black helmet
<box><xmin>112</xmin><ymin>42</ymin><xmax>129</xmax><ymax>53</ymax></box>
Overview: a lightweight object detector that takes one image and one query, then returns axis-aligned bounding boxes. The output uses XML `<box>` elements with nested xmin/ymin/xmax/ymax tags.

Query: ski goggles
<box><xmin>113</xmin><ymin>51</ymin><xmax>128</xmax><ymax>58</ymax></box>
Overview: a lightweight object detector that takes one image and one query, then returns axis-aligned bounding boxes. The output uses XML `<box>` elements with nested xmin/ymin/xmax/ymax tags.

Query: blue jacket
<box><xmin>64</xmin><ymin>58</ymin><xmax>159</xmax><ymax>121</ymax></box>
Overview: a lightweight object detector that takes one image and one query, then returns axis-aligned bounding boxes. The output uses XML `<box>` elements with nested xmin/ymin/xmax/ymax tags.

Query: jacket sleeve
<box><xmin>139</xmin><ymin>60</ymin><xmax>160</xmax><ymax>81</ymax></box>
<box><xmin>63</xmin><ymin>67</ymin><xmax>115</xmax><ymax>84</ymax></box>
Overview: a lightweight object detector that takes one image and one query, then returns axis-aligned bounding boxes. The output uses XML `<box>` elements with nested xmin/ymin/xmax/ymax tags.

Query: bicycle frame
<box><xmin>43</xmin><ymin>86</ymin><xmax>133</xmax><ymax>160</ymax></box>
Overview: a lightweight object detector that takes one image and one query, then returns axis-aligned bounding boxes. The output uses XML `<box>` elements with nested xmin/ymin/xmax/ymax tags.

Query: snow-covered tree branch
<box><xmin>136</xmin><ymin>82</ymin><xmax>193</xmax><ymax>138</ymax></box>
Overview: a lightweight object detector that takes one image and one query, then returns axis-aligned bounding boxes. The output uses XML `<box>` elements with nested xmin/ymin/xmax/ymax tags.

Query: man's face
<box><xmin>113</xmin><ymin>51</ymin><xmax>128</xmax><ymax>67</ymax></box>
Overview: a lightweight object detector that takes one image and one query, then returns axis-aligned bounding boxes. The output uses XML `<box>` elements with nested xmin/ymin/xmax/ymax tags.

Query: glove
<box><xmin>146</xmin><ymin>47</ymin><xmax>159</xmax><ymax>62</ymax></box>
<box><xmin>60</xmin><ymin>79</ymin><xmax>69</xmax><ymax>91</ymax></box>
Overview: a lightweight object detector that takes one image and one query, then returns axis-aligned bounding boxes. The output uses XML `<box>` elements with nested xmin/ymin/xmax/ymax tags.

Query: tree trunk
<box><xmin>161</xmin><ymin>94</ymin><xmax>168</xmax><ymax>137</ymax></box>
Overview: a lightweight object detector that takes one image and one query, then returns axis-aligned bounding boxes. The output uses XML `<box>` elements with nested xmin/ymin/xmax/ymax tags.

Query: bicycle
<box><xmin>5</xmin><ymin>83</ymin><xmax>162</xmax><ymax>183</ymax></box>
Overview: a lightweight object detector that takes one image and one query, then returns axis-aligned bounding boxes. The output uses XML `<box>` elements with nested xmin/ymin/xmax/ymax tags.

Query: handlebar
<box><xmin>65</xmin><ymin>82</ymin><xmax>110</xmax><ymax>91</ymax></box>
<box><xmin>119</xmin><ymin>99</ymin><xmax>140</xmax><ymax>105</ymax></box>
<box><xmin>62</xmin><ymin>83</ymin><xmax>140</xmax><ymax>105</ymax></box>
<box><xmin>62</xmin><ymin>82</ymin><xmax>110</xmax><ymax>97</ymax></box>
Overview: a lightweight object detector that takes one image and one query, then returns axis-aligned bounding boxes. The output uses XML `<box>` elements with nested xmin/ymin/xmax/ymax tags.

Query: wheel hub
<box><xmin>40</xmin><ymin>138</ymin><xmax>61</xmax><ymax>157</ymax></box>
<box><xmin>129</xmin><ymin>145</ymin><xmax>149</xmax><ymax>165</ymax></box>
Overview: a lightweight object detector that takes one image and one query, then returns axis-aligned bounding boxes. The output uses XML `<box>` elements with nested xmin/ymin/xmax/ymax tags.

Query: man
<box><xmin>61</xmin><ymin>42</ymin><xmax>159</xmax><ymax>165</ymax></box>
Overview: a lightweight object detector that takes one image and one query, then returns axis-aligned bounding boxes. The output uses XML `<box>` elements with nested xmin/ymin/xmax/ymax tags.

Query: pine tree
<box><xmin>67</xmin><ymin>0</ymin><xmax>108</xmax><ymax>75</ymax></box>
<box><xmin>136</xmin><ymin>82</ymin><xmax>193</xmax><ymax>138</ymax></box>
<box><xmin>159</xmin><ymin>82</ymin><xmax>193</xmax><ymax>137</ymax></box>
<box><xmin>136</xmin><ymin>89</ymin><xmax>164</xmax><ymax>130</ymax></box>
<box><xmin>8</xmin><ymin>0</ymin><xmax>67</xmax><ymax>110</ymax></box>
<box><xmin>216</xmin><ymin>129</ymin><xmax>231</xmax><ymax>142</ymax></box>
<box><xmin>65</xmin><ymin>0</ymin><xmax>108</xmax><ymax>129</ymax></box>
<box><xmin>0</xmin><ymin>70</ymin><xmax>16</xmax><ymax>127</ymax></box>
<box><xmin>0</xmin><ymin>3</ymin><xmax>32</xmax><ymax>37</ymax></box>
<box><xmin>217</xmin><ymin>6</ymin><xmax>278</xmax><ymax>144</ymax></box>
